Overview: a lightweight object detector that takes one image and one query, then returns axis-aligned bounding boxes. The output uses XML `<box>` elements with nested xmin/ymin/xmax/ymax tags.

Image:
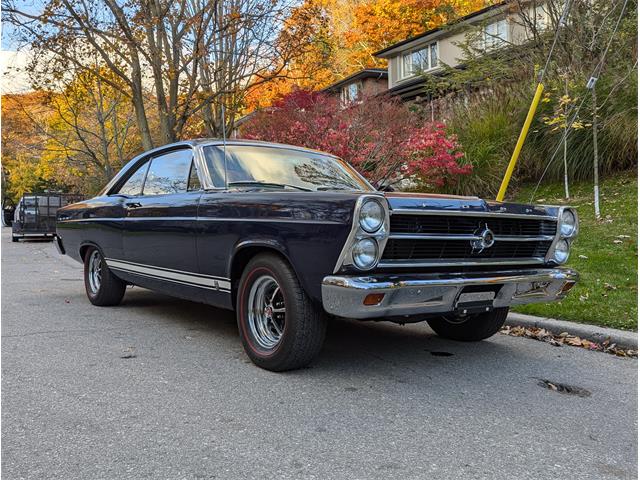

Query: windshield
<box><xmin>202</xmin><ymin>145</ymin><xmax>373</xmax><ymax>192</ymax></box>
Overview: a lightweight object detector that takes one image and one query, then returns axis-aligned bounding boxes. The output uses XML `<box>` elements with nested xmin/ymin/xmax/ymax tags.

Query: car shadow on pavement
<box><xmin>117</xmin><ymin>288</ymin><xmax>515</xmax><ymax>378</ymax></box>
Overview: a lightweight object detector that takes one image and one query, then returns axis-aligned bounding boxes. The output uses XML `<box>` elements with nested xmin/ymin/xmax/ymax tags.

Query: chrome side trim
<box><xmin>389</xmin><ymin>208</ymin><xmax>557</xmax><ymax>221</ymax></box>
<box><xmin>105</xmin><ymin>258</ymin><xmax>231</xmax><ymax>291</ymax></box>
<box><xmin>59</xmin><ymin>216</ymin><xmax>343</xmax><ymax>225</ymax></box>
<box><xmin>377</xmin><ymin>258</ymin><xmax>545</xmax><ymax>268</ymax></box>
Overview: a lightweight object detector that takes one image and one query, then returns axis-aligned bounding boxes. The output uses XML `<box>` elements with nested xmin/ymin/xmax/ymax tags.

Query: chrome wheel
<box><xmin>247</xmin><ymin>274</ymin><xmax>286</xmax><ymax>349</ymax></box>
<box><xmin>88</xmin><ymin>250</ymin><xmax>102</xmax><ymax>294</ymax></box>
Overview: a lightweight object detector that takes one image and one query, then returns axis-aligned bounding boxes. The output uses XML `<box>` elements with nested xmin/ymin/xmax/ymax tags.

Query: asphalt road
<box><xmin>2</xmin><ymin>227</ymin><xmax>637</xmax><ymax>479</ymax></box>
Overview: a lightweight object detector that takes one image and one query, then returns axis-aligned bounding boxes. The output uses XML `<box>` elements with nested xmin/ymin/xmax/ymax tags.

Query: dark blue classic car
<box><xmin>56</xmin><ymin>139</ymin><xmax>579</xmax><ymax>371</ymax></box>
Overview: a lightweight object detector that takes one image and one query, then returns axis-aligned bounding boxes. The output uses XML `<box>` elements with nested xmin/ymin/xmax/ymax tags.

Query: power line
<box><xmin>528</xmin><ymin>0</ymin><xmax>630</xmax><ymax>202</ymax></box>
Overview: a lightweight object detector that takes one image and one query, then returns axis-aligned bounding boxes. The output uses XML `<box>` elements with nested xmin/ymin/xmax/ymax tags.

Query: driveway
<box><xmin>2</xmin><ymin>228</ymin><xmax>637</xmax><ymax>479</ymax></box>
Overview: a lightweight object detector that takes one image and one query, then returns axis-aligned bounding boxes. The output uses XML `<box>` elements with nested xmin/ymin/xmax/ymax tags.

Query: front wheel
<box><xmin>83</xmin><ymin>247</ymin><xmax>126</xmax><ymax>306</ymax></box>
<box><xmin>427</xmin><ymin>307</ymin><xmax>508</xmax><ymax>342</ymax></box>
<box><xmin>236</xmin><ymin>253</ymin><xmax>327</xmax><ymax>371</ymax></box>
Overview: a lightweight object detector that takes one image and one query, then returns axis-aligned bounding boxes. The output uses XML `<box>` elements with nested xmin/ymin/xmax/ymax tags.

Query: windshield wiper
<box><xmin>227</xmin><ymin>181</ymin><xmax>312</xmax><ymax>192</ymax></box>
<box><xmin>316</xmin><ymin>186</ymin><xmax>355</xmax><ymax>191</ymax></box>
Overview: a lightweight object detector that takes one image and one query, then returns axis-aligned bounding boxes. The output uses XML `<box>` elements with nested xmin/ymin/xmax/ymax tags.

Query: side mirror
<box><xmin>375</xmin><ymin>182</ymin><xmax>395</xmax><ymax>192</ymax></box>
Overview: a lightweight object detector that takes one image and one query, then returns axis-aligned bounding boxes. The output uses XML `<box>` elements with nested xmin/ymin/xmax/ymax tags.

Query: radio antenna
<box><xmin>221</xmin><ymin>102</ymin><xmax>228</xmax><ymax>189</ymax></box>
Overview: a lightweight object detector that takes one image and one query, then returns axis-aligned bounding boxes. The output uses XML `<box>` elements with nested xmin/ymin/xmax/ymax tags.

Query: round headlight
<box><xmin>553</xmin><ymin>239</ymin><xmax>570</xmax><ymax>264</ymax></box>
<box><xmin>352</xmin><ymin>238</ymin><xmax>378</xmax><ymax>270</ymax></box>
<box><xmin>560</xmin><ymin>209</ymin><xmax>577</xmax><ymax>237</ymax></box>
<box><xmin>359</xmin><ymin>199</ymin><xmax>384</xmax><ymax>233</ymax></box>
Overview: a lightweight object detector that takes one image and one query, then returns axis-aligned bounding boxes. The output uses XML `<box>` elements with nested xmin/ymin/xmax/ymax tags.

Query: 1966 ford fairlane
<box><xmin>56</xmin><ymin>139</ymin><xmax>579</xmax><ymax>371</ymax></box>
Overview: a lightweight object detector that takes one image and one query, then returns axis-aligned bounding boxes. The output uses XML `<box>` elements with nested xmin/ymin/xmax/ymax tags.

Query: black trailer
<box><xmin>11</xmin><ymin>193</ymin><xmax>82</xmax><ymax>242</ymax></box>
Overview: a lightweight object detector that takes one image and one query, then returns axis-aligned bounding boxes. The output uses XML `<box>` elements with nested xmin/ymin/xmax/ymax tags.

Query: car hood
<box><xmin>382</xmin><ymin>191</ymin><xmax>558</xmax><ymax>218</ymax></box>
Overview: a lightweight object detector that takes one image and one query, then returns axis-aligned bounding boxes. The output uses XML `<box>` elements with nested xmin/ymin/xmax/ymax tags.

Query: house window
<box><xmin>400</xmin><ymin>42</ymin><xmax>438</xmax><ymax>79</ymax></box>
<box><xmin>484</xmin><ymin>19</ymin><xmax>508</xmax><ymax>49</ymax></box>
<box><xmin>534</xmin><ymin>5</ymin><xmax>549</xmax><ymax>30</ymax></box>
<box><xmin>341</xmin><ymin>81</ymin><xmax>362</xmax><ymax>105</ymax></box>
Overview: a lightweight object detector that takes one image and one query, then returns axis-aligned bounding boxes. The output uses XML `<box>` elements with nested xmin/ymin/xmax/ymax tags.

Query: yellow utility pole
<box><xmin>496</xmin><ymin>83</ymin><xmax>545</xmax><ymax>202</ymax></box>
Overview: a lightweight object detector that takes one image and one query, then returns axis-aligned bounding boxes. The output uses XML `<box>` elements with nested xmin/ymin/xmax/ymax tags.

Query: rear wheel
<box><xmin>11</xmin><ymin>235</ymin><xmax>19</xmax><ymax>242</ymax></box>
<box><xmin>427</xmin><ymin>307</ymin><xmax>508</xmax><ymax>342</ymax></box>
<box><xmin>236</xmin><ymin>253</ymin><xmax>327</xmax><ymax>371</ymax></box>
<box><xmin>83</xmin><ymin>247</ymin><xmax>126</xmax><ymax>306</ymax></box>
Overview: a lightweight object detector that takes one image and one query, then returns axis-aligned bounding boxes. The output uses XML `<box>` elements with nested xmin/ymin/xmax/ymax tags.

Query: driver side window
<box><xmin>117</xmin><ymin>160</ymin><xmax>150</xmax><ymax>196</ymax></box>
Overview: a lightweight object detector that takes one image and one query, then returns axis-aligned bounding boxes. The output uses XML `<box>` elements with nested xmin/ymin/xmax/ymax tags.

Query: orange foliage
<box><xmin>245</xmin><ymin>0</ymin><xmax>494</xmax><ymax>110</ymax></box>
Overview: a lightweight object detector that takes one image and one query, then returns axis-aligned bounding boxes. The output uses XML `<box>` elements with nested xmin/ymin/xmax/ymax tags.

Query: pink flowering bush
<box><xmin>242</xmin><ymin>89</ymin><xmax>470</xmax><ymax>189</ymax></box>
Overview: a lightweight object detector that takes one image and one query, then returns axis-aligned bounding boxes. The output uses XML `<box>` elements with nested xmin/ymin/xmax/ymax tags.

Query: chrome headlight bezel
<box><xmin>359</xmin><ymin>199</ymin><xmax>385</xmax><ymax>233</ymax></box>
<box><xmin>553</xmin><ymin>238</ymin><xmax>571</xmax><ymax>264</ymax></box>
<box><xmin>351</xmin><ymin>237</ymin><xmax>379</xmax><ymax>270</ymax></box>
<box><xmin>559</xmin><ymin>209</ymin><xmax>578</xmax><ymax>238</ymax></box>
<box><xmin>545</xmin><ymin>206</ymin><xmax>579</xmax><ymax>265</ymax></box>
<box><xmin>333</xmin><ymin>194</ymin><xmax>390</xmax><ymax>272</ymax></box>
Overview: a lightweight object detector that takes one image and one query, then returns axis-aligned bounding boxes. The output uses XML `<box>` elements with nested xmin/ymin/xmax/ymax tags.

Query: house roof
<box><xmin>372</xmin><ymin>1</ymin><xmax>508</xmax><ymax>58</ymax></box>
<box><xmin>321</xmin><ymin>68</ymin><xmax>388</xmax><ymax>93</ymax></box>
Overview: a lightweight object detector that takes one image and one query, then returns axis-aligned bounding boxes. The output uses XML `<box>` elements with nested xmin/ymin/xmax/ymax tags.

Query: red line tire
<box><xmin>236</xmin><ymin>253</ymin><xmax>327</xmax><ymax>372</ymax></box>
<box><xmin>83</xmin><ymin>247</ymin><xmax>126</xmax><ymax>306</ymax></box>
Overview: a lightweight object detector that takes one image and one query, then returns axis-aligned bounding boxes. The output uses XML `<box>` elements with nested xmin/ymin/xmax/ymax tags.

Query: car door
<box><xmin>121</xmin><ymin>147</ymin><xmax>202</xmax><ymax>282</ymax></box>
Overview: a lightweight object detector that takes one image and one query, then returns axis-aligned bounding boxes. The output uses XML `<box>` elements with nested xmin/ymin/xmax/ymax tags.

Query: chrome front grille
<box><xmin>380</xmin><ymin>211</ymin><xmax>557</xmax><ymax>267</ymax></box>
<box><xmin>389</xmin><ymin>214</ymin><xmax>557</xmax><ymax>237</ymax></box>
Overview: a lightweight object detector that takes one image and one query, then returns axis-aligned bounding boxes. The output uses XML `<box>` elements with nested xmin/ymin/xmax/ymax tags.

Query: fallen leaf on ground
<box><xmin>500</xmin><ymin>325</ymin><xmax>637</xmax><ymax>357</ymax></box>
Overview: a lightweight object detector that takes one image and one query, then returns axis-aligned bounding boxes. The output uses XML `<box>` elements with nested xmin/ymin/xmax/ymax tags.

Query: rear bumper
<box><xmin>321</xmin><ymin>268</ymin><xmax>578</xmax><ymax>319</ymax></box>
<box><xmin>54</xmin><ymin>234</ymin><xmax>65</xmax><ymax>254</ymax></box>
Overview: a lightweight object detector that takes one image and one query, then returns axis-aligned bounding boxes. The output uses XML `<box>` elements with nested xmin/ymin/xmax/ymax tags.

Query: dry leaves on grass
<box><xmin>500</xmin><ymin>325</ymin><xmax>637</xmax><ymax>358</ymax></box>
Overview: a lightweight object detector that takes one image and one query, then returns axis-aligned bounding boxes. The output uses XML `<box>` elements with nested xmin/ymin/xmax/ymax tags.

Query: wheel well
<box><xmin>230</xmin><ymin>246</ymin><xmax>290</xmax><ymax>305</ymax></box>
<box><xmin>79</xmin><ymin>244</ymin><xmax>95</xmax><ymax>261</ymax></box>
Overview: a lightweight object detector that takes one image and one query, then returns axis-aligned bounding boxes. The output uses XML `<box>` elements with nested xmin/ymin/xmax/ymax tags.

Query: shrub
<box><xmin>242</xmin><ymin>89</ymin><xmax>470</xmax><ymax>188</ymax></box>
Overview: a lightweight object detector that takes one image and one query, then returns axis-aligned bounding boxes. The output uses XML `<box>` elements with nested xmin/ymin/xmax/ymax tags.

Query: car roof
<box><xmin>157</xmin><ymin>138</ymin><xmax>340</xmax><ymax>159</ymax></box>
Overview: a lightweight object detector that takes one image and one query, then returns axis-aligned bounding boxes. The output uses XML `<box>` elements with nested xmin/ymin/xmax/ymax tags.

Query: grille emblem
<box><xmin>471</xmin><ymin>224</ymin><xmax>495</xmax><ymax>253</ymax></box>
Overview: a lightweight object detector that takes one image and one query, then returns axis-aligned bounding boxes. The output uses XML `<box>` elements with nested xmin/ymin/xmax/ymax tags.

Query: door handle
<box><xmin>125</xmin><ymin>202</ymin><xmax>142</xmax><ymax>209</ymax></box>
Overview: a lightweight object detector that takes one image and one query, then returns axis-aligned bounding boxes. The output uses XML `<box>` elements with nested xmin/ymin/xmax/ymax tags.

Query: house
<box><xmin>373</xmin><ymin>0</ymin><xmax>550</xmax><ymax>102</ymax></box>
<box><xmin>235</xmin><ymin>1</ymin><xmax>549</xmax><ymax>133</ymax></box>
<box><xmin>321</xmin><ymin>68</ymin><xmax>388</xmax><ymax>106</ymax></box>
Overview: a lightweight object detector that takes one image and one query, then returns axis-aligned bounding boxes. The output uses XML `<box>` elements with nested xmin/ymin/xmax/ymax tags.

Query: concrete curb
<box><xmin>506</xmin><ymin>312</ymin><xmax>638</xmax><ymax>350</ymax></box>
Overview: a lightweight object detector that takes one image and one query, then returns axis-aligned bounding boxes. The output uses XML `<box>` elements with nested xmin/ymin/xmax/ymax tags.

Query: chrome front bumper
<box><xmin>321</xmin><ymin>268</ymin><xmax>578</xmax><ymax>319</ymax></box>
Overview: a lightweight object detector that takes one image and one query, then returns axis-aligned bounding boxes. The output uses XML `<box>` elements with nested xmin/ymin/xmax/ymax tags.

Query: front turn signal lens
<box><xmin>363</xmin><ymin>293</ymin><xmax>385</xmax><ymax>306</ymax></box>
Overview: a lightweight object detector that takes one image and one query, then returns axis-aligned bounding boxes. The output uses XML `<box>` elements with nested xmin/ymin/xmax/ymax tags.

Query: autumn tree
<box><xmin>38</xmin><ymin>67</ymin><xmax>139</xmax><ymax>194</ymax></box>
<box><xmin>1</xmin><ymin>92</ymin><xmax>59</xmax><ymax>200</ymax></box>
<box><xmin>4</xmin><ymin>0</ymin><xmax>313</xmax><ymax>149</ymax></box>
<box><xmin>244</xmin><ymin>0</ymin><xmax>493</xmax><ymax>109</ymax></box>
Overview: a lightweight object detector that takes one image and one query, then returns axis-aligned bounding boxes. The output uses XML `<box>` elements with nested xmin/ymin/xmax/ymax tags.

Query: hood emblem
<box><xmin>471</xmin><ymin>224</ymin><xmax>495</xmax><ymax>253</ymax></box>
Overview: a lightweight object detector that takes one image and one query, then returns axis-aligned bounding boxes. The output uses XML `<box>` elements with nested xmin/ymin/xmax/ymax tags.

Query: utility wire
<box><xmin>539</xmin><ymin>0</ymin><xmax>573</xmax><ymax>83</ymax></box>
<box><xmin>529</xmin><ymin>0</ymin><xmax>630</xmax><ymax>201</ymax></box>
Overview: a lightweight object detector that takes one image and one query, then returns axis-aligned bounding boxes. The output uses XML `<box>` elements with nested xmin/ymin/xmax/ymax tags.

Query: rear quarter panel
<box><xmin>56</xmin><ymin>196</ymin><xmax>124</xmax><ymax>263</ymax></box>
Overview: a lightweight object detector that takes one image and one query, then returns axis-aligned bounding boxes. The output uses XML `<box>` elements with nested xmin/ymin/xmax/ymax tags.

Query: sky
<box><xmin>1</xmin><ymin>49</ymin><xmax>32</xmax><ymax>93</ymax></box>
<box><xmin>1</xmin><ymin>0</ymin><xmax>43</xmax><ymax>92</ymax></box>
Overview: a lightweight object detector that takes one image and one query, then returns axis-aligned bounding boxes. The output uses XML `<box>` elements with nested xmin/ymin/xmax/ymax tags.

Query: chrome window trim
<box><xmin>194</xmin><ymin>142</ymin><xmax>376</xmax><ymax>192</ymax></box>
<box><xmin>193</xmin><ymin>145</ymin><xmax>217</xmax><ymax>191</ymax></box>
<box><xmin>333</xmin><ymin>194</ymin><xmax>390</xmax><ymax>273</ymax></box>
<box><xmin>389</xmin><ymin>208</ymin><xmax>557</xmax><ymax>221</ymax></box>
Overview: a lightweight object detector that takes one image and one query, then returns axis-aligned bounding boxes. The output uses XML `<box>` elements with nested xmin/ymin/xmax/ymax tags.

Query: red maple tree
<box><xmin>242</xmin><ymin>89</ymin><xmax>471</xmax><ymax>189</ymax></box>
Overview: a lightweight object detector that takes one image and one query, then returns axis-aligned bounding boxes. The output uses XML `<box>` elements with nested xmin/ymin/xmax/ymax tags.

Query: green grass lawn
<box><xmin>509</xmin><ymin>171</ymin><xmax>637</xmax><ymax>331</ymax></box>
